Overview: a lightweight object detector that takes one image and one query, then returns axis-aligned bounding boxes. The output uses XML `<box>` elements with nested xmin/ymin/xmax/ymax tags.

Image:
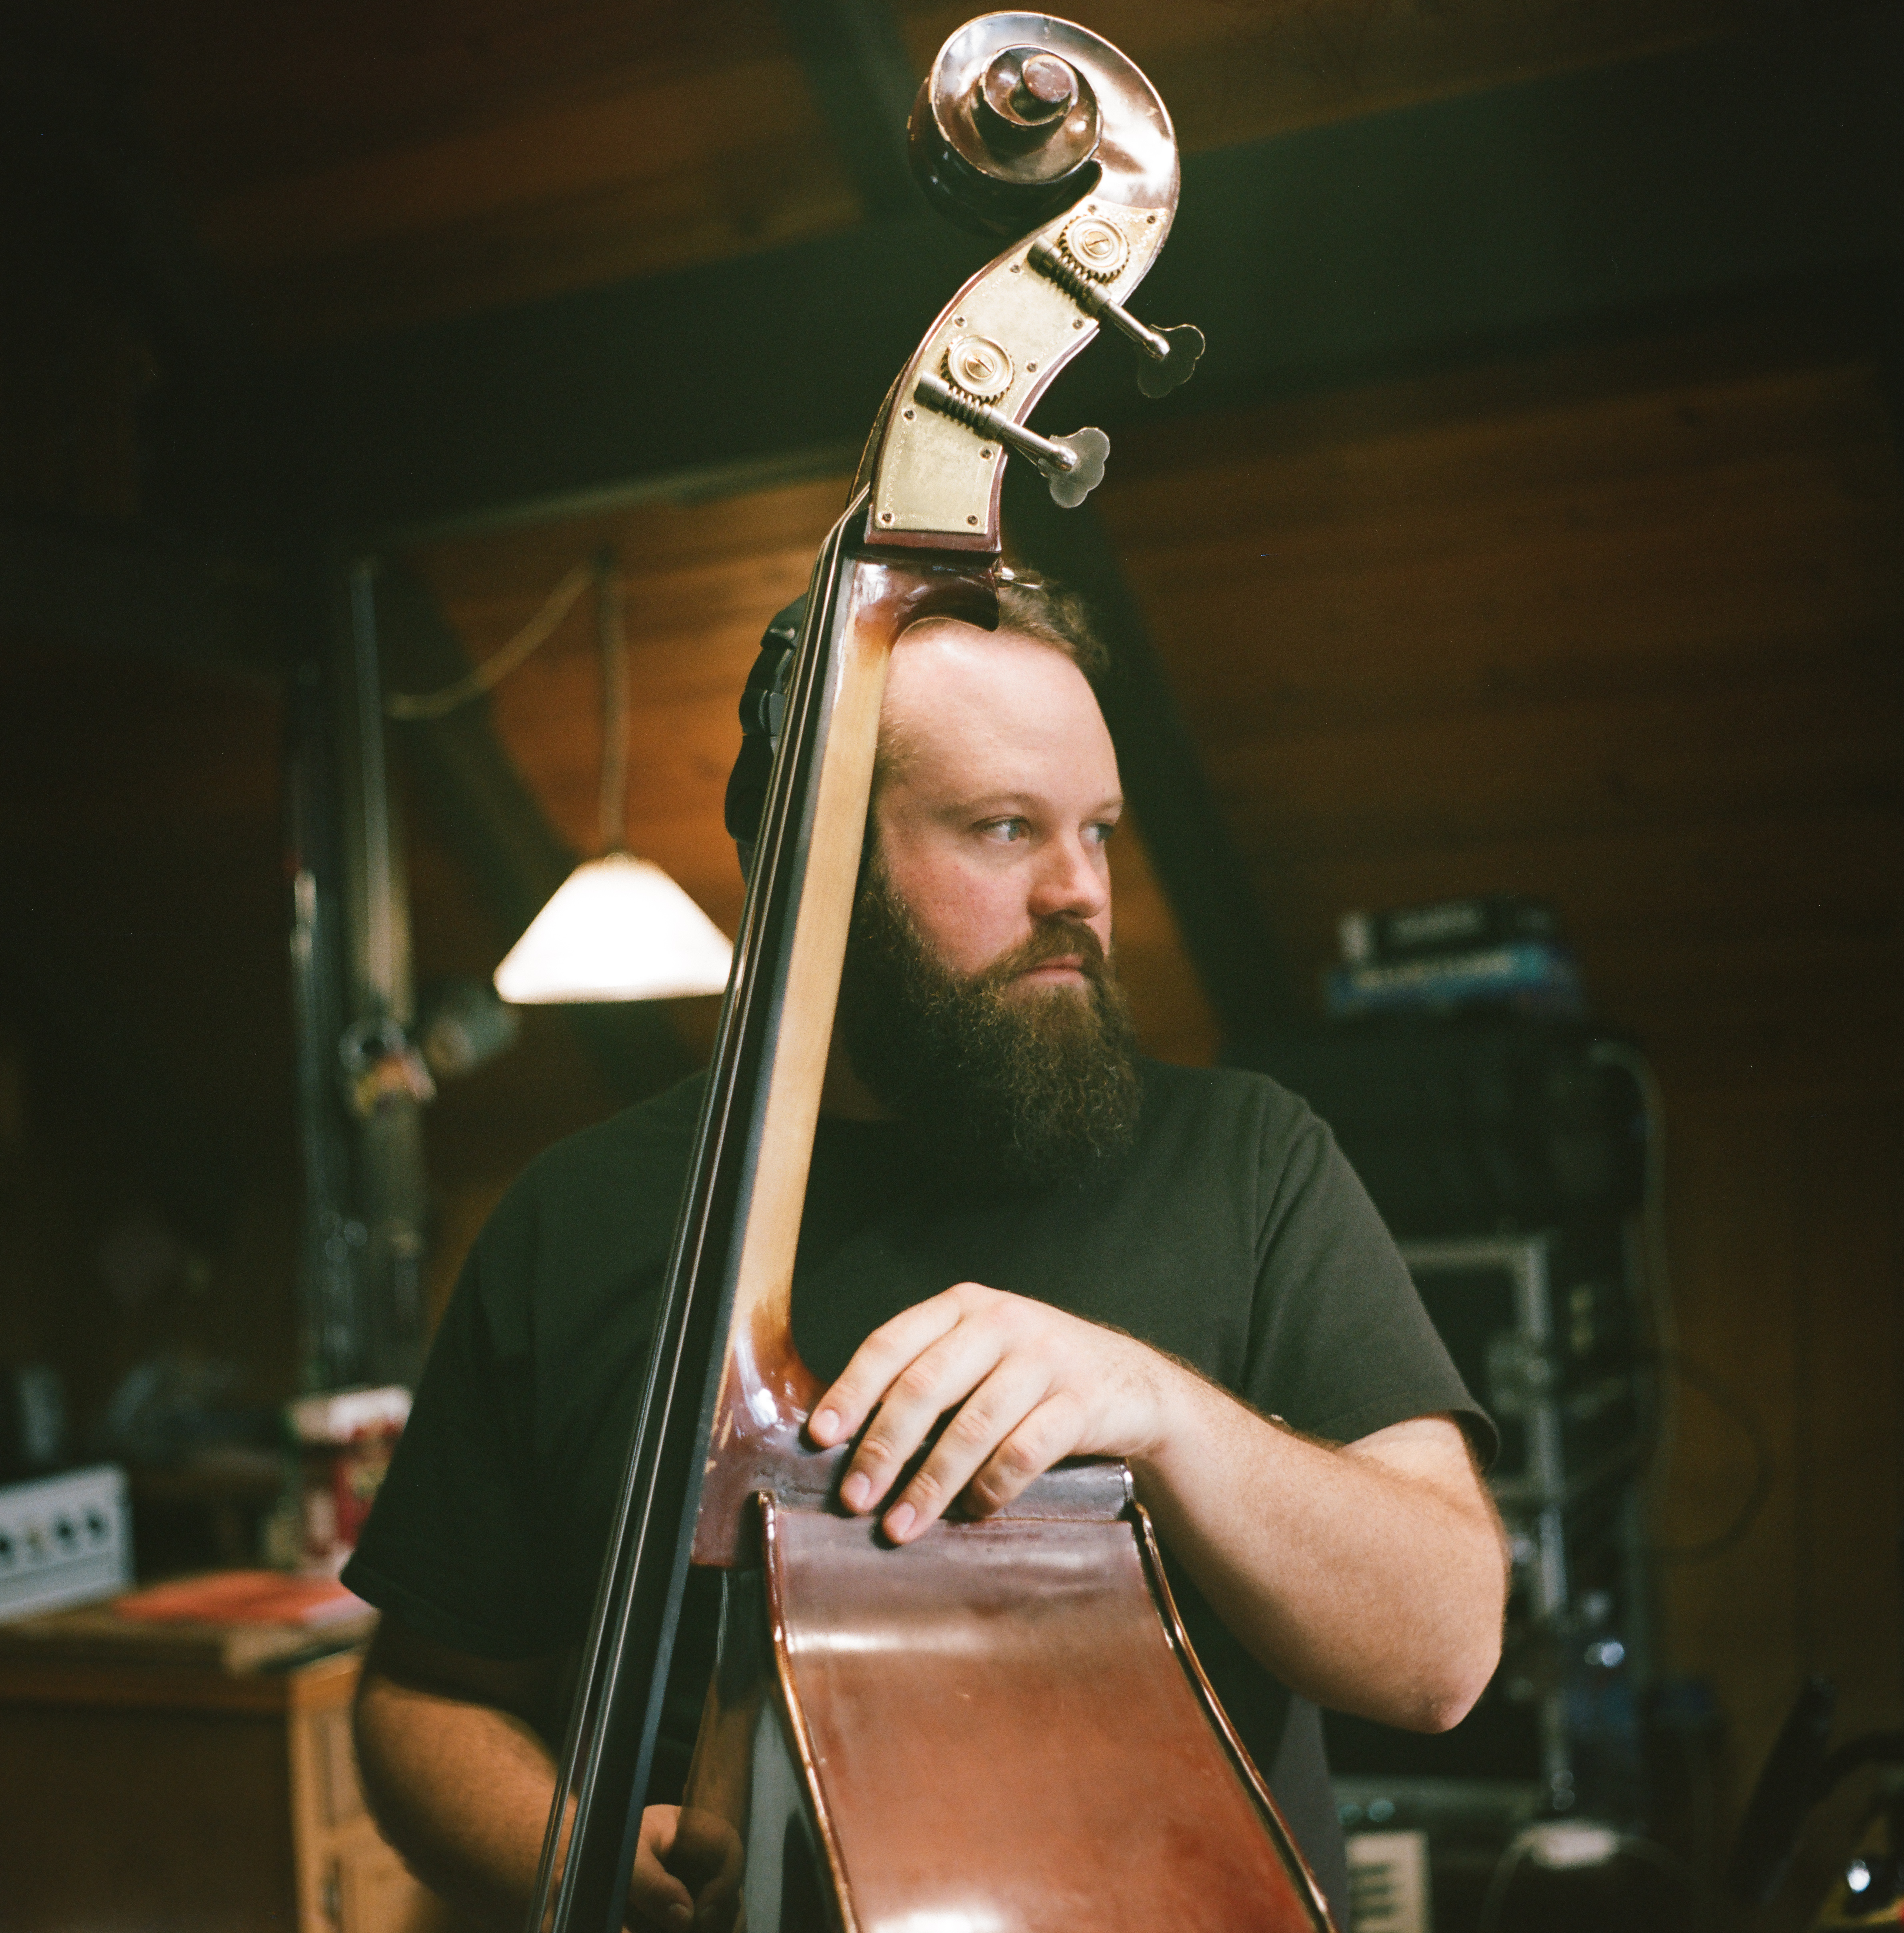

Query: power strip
<box><xmin>1346</xmin><ymin>1830</ymin><xmax>1432</xmax><ymax>1933</ymax></box>
<box><xmin>0</xmin><ymin>1465</ymin><xmax>132</xmax><ymax>1623</ymax></box>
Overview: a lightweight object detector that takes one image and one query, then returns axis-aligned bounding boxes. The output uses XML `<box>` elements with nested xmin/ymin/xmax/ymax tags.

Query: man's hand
<box><xmin>805</xmin><ymin>1281</ymin><xmax>1167</xmax><ymax>1541</ymax></box>
<box><xmin>805</xmin><ymin>1281</ymin><xmax>1508</xmax><ymax>1735</ymax></box>
<box><xmin>629</xmin><ymin>1805</ymin><xmax>743</xmax><ymax>1933</ymax></box>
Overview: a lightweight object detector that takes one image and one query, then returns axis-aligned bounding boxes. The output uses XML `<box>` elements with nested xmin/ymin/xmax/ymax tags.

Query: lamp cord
<box><xmin>384</xmin><ymin>560</ymin><xmax>594</xmax><ymax>721</ymax></box>
<box><xmin>596</xmin><ymin>547</ymin><xmax>628</xmax><ymax>856</ymax></box>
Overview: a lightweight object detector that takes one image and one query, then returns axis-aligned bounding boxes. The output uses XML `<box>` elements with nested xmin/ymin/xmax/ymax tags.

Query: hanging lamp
<box><xmin>491</xmin><ymin>550</ymin><xmax>733</xmax><ymax>1004</ymax></box>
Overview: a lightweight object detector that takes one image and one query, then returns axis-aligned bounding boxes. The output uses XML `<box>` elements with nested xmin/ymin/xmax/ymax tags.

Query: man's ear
<box><xmin>724</xmin><ymin>596</ymin><xmax>806</xmax><ymax>868</ymax></box>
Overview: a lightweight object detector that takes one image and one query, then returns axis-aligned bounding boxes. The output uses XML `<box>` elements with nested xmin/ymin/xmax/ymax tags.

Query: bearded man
<box><xmin>346</xmin><ymin>580</ymin><xmax>1507</xmax><ymax>1931</ymax></box>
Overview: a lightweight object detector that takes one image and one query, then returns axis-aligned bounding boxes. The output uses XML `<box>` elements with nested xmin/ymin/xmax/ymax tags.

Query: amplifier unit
<box><xmin>0</xmin><ymin>1465</ymin><xmax>133</xmax><ymax>1623</ymax></box>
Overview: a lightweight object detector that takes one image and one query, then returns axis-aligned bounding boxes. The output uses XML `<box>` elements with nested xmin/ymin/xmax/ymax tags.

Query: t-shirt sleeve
<box><xmin>342</xmin><ymin>1184</ymin><xmax>563</xmax><ymax>1659</ymax></box>
<box><xmin>1242</xmin><ymin>1090</ymin><xmax>1498</xmax><ymax>1465</ymax></box>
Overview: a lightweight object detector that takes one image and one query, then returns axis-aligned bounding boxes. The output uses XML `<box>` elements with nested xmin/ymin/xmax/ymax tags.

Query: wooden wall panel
<box><xmin>1104</xmin><ymin>356</ymin><xmax>1904</xmax><ymax>1059</ymax></box>
<box><xmin>1107</xmin><ymin>812</ymin><xmax>1221</xmax><ymax>1071</ymax></box>
<box><xmin>87</xmin><ymin>0</ymin><xmax>861</xmax><ymax>346</ymax></box>
<box><xmin>896</xmin><ymin>0</ymin><xmax>1744</xmax><ymax>156</ymax></box>
<box><xmin>82</xmin><ymin>0</ymin><xmax>1756</xmax><ymax>347</ymax></box>
<box><xmin>407</xmin><ymin>476</ymin><xmax>843</xmax><ymax>949</ymax></box>
<box><xmin>0</xmin><ymin>642</ymin><xmax>300</xmax><ymax>1420</ymax></box>
<box><xmin>1101</xmin><ymin>330</ymin><xmax>1904</xmax><ymax>1828</ymax></box>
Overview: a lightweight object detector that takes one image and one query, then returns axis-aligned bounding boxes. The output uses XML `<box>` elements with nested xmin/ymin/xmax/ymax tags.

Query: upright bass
<box><xmin>530</xmin><ymin>16</ymin><xmax>1337</xmax><ymax>1931</ymax></box>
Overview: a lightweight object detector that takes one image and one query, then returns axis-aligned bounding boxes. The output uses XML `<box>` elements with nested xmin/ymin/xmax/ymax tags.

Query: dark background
<box><xmin>1</xmin><ymin>3</ymin><xmax>1898</xmax><ymax>1924</ymax></box>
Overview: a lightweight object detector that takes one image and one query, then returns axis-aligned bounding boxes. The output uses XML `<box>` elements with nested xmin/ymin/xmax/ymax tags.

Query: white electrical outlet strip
<box><xmin>0</xmin><ymin>1464</ymin><xmax>132</xmax><ymax>1623</ymax></box>
<box><xmin>1347</xmin><ymin>1829</ymin><xmax>1433</xmax><ymax>1933</ymax></box>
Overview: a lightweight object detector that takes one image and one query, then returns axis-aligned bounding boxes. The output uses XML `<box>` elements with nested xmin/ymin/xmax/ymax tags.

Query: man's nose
<box><xmin>1028</xmin><ymin>832</ymin><xmax>1108</xmax><ymax>922</ymax></box>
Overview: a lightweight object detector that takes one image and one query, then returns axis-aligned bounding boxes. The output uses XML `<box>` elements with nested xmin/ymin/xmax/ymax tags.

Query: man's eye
<box><xmin>984</xmin><ymin>818</ymin><xmax>1029</xmax><ymax>842</ymax></box>
<box><xmin>1085</xmin><ymin>820</ymin><xmax>1116</xmax><ymax>846</ymax></box>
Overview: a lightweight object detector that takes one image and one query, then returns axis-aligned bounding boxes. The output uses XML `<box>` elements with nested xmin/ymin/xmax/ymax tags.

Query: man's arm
<box><xmin>1140</xmin><ymin>1401</ymin><xmax>1506</xmax><ymax>1731</ymax></box>
<box><xmin>354</xmin><ymin>1616</ymin><xmax>733</xmax><ymax>1931</ymax></box>
<box><xmin>805</xmin><ymin>1283</ymin><xmax>1507</xmax><ymax>1733</ymax></box>
<box><xmin>353</xmin><ymin>1617</ymin><xmax>566</xmax><ymax>1928</ymax></box>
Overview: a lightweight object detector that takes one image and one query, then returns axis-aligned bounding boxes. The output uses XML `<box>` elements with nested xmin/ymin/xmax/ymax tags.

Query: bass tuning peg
<box><xmin>1028</xmin><ymin>239</ymin><xmax>1205</xmax><ymax>398</ymax></box>
<box><xmin>912</xmin><ymin>372</ymin><xmax>1109</xmax><ymax>509</ymax></box>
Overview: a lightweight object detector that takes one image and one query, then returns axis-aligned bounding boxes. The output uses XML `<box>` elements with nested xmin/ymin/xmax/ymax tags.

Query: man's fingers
<box><xmin>807</xmin><ymin>1288</ymin><xmax>973</xmax><ymax>1448</ymax></box>
<box><xmin>629</xmin><ymin>1806</ymin><xmax>745</xmax><ymax>1932</ymax></box>
<box><xmin>806</xmin><ymin>1286</ymin><xmax>1135</xmax><ymax>1537</ymax></box>
<box><xmin>628</xmin><ymin>1805</ymin><xmax>694</xmax><ymax>1930</ymax></box>
<box><xmin>957</xmin><ymin>1391</ymin><xmax>1090</xmax><ymax>1523</ymax></box>
<box><xmin>874</xmin><ymin>1357</ymin><xmax>1055</xmax><ymax>1539</ymax></box>
<box><xmin>670</xmin><ymin>1809</ymin><xmax>744</xmax><ymax>1933</ymax></box>
<box><xmin>836</xmin><ymin>1311</ymin><xmax>1019</xmax><ymax>1515</ymax></box>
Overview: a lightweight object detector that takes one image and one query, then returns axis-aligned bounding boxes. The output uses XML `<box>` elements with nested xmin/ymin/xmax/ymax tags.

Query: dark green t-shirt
<box><xmin>346</xmin><ymin>1058</ymin><xmax>1490</xmax><ymax>1923</ymax></box>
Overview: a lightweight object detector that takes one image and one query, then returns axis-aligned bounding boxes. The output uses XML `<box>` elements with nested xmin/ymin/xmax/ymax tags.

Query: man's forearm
<box><xmin>1133</xmin><ymin>1371</ymin><xmax>1506</xmax><ymax>1732</ymax></box>
<box><xmin>355</xmin><ymin>1662</ymin><xmax>563</xmax><ymax>1930</ymax></box>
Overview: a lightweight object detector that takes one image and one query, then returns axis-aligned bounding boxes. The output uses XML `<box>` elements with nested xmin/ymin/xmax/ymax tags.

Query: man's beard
<box><xmin>834</xmin><ymin>862</ymin><xmax>1142</xmax><ymax>1193</ymax></box>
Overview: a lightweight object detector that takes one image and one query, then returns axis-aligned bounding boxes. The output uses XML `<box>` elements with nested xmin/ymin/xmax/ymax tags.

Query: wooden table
<box><xmin>0</xmin><ymin>1637</ymin><xmax>451</xmax><ymax>1933</ymax></box>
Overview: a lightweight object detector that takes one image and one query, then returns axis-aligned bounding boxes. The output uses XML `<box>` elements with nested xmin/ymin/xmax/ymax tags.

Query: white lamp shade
<box><xmin>494</xmin><ymin>854</ymin><xmax>733</xmax><ymax>1003</ymax></box>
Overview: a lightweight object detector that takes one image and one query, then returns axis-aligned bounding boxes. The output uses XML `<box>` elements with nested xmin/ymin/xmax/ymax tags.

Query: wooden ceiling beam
<box><xmin>777</xmin><ymin>0</ymin><xmax>923</xmax><ymax>222</ymax></box>
<box><xmin>3</xmin><ymin>10</ymin><xmax>251</xmax><ymax>374</ymax></box>
<box><xmin>248</xmin><ymin>9</ymin><xmax>1904</xmax><ymax>540</ymax></box>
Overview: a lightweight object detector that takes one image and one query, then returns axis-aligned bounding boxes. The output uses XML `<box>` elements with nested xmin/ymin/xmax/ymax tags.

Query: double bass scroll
<box><xmin>530</xmin><ymin>15</ymin><xmax>1335</xmax><ymax>1933</ymax></box>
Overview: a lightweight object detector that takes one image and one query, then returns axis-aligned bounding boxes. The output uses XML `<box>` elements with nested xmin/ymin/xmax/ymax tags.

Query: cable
<box><xmin>1476</xmin><ymin>1827</ymin><xmax>1716</xmax><ymax>1933</ymax></box>
<box><xmin>384</xmin><ymin>560</ymin><xmax>593</xmax><ymax>720</ymax></box>
<box><xmin>1648</xmin><ymin>1350</ymin><xmax>1776</xmax><ymax>1563</ymax></box>
<box><xmin>1589</xmin><ymin>1040</ymin><xmax>1677</xmax><ymax>1511</ymax></box>
<box><xmin>1474</xmin><ymin>1837</ymin><xmax>1534</xmax><ymax>1933</ymax></box>
<box><xmin>595</xmin><ymin>548</ymin><xmax>626</xmax><ymax>854</ymax></box>
<box><xmin>1616</xmin><ymin>1833</ymin><xmax>1715</xmax><ymax>1933</ymax></box>
<box><xmin>1672</xmin><ymin>1692</ymin><xmax>1722</xmax><ymax>1893</ymax></box>
<box><xmin>1582</xmin><ymin>1044</ymin><xmax>1773</xmax><ymax>1559</ymax></box>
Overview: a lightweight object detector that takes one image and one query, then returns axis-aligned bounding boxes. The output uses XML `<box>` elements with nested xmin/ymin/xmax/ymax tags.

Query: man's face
<box><xmin>835</xmin><ymin>622</ymin><xmax>1140</xmax><ymax>1190</ymax></box>
<box><xmin>870</xmin><ymin>621</ymin><xmax>1123</xmax><ymax>992</ymax></box>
